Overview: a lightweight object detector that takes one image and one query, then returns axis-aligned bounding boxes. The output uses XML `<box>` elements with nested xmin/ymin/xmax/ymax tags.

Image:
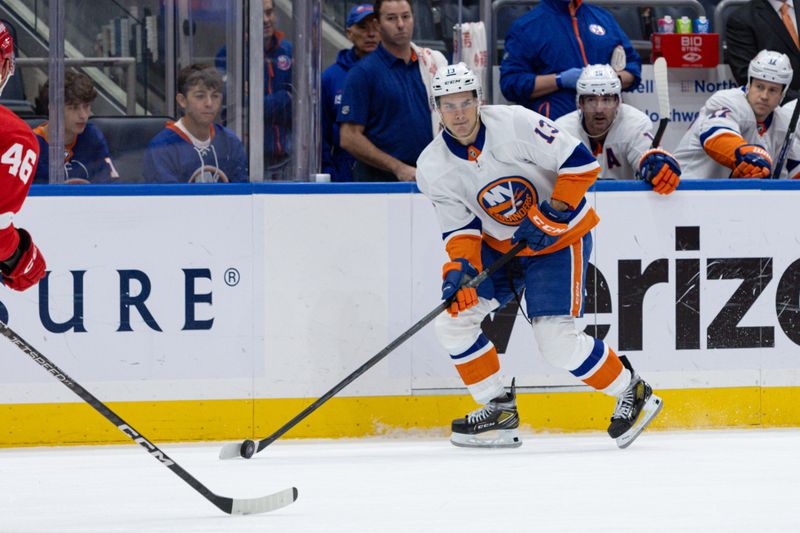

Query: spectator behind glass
<box><xmin>32</xmin><ymin>71</ymin><xmax>118</xmax><ymax>184</ymax></box>
<box><xmin>142</xmin><ymin>64</ymin><xmax>248</xmax><ymax>183</ymax></box>
<box><xmin>338</xmin><ymin>0</ymin><xmax>446</xmax><ymax>182</ymax></box>
<box><xmin>499</xmin><ymin>0</ymin><xmax>641</xmax><ymax>121</ymax></box>
<box><xmin>321</xmin><ymin>4</ymin><xmax>379</xmax><ymax>182</ymax></box>
<box><xmin>725</xmin><ymin>0</ymin><xmax>800</xmax><ymax>104</ymax></box>
<box><xmin>216</xmin><ymin>0</ymin><xmax>292</xmax><ymax>180</ymax></box>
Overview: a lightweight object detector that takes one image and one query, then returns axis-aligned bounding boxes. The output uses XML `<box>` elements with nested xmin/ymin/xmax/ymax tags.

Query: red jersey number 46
<box><xmin>1</xmin><ymin>143</ymin><xmax>37</xmax><ymax>184</ymax></box>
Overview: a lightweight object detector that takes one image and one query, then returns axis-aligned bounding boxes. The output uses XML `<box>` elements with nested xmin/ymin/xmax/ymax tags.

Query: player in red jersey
<box><xmin>0</xmin><ymin>22</ymin><xmax>46</xmax><ymax>291</ymax></box>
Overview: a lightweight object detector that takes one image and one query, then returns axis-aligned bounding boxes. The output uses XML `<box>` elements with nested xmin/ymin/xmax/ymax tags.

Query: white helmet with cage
<box><xmin>430</xmin><ymin>62</ymin><xmax>482</xmax><ymax>110</ymax></box>
<box><xmin>747</xmin><ymin>50</ymin><xmax>793</xmax><ymax>97</ymax></box>
<box><xmin>575</xmin><ymin>64</ymin><xmax>621</xmax><ymax>104</ymax></box>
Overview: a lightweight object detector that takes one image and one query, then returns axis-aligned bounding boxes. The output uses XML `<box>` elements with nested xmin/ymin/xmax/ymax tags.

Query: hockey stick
<box><xmin>771</xmin><ymin>100</ymin><xmax>800</xmax><ymax>179</ymax></box>
<box><xmin>219</xmin><ymin>240</ymin><xmax>529</xmax><ymax>460</ymax></box>
<box><xmin>650</xmin><ymin>57</ymin><xmax>670</xmax><ymax>149</ymax></box>
<box><xmin>0</xmin><ymin>321</ymin><xmax>298</xmax><ymax>515</ymax></box>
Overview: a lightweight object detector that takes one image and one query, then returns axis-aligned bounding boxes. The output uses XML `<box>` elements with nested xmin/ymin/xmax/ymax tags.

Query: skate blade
<box><xmin>616</xmin><ymin>394</ymin><xmax>663</xmax><ymax>449</ymax></box>
<box><xmin>450</xmin><ymin>429</ymin><xmax>522</xmax><ymax>449</ymax></box>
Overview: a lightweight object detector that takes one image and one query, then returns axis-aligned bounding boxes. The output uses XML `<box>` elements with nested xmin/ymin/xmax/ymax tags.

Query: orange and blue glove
<box><xmin>732</xmin><ymin>144</ymin><xmax>772</xmax><ymax>178</ymax></box>
<box><xmin>639</xmin><ymin>148</ymin><xmax>681</xmax><ymax>195</ymax></box>
<box><xmin>441</xmin><ymin>259</ymin><xmax>493</xmax><ymax>317</ymax></box>
<box><xmin>511</xmin><ymin>201</ymin><xmax>572</xmax><ymax>252</ymax></box>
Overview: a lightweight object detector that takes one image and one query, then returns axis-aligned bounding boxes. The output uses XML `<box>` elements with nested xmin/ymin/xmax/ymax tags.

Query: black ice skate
<box><xmin>608</xmin><ymin>356</ymin><xmax>663</xmax><ymax>449</ymax></box>
<box><xmin>450</xmin><ymin>378</ymin><xmax>521</xmax><ymax>448</ymax></box>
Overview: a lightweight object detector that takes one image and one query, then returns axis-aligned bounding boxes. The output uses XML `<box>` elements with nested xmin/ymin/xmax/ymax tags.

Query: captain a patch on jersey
<box><xmin>477</xmin><ymin>176</ymin><xmax>538</xmax><ymax>226</ymax></box>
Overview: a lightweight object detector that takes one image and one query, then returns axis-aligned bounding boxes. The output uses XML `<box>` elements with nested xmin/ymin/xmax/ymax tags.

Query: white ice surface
<box><xmin>1</xmin><ymin>429</ymin><xmax>799</xmax><ymax>532</ymax></box>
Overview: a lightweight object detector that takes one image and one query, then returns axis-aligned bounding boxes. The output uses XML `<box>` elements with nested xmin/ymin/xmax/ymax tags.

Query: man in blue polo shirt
<box><xmin>338</xmin><ymin>0</ymin><xmax>446</xmax><ymax>182</ymax></box>
<box><xmin>321</xmin><ymin>4</ymin><xmax>379</xmax><ymax>182</ymax></box>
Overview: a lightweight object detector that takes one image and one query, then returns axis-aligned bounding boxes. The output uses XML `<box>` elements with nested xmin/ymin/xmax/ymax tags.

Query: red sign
<box><xmin>651</xmin><ymin>33</ymin><xmax>720</xmax><ymax>68</ymax></box>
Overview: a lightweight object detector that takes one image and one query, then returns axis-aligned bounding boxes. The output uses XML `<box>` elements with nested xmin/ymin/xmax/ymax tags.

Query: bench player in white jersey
<box><xmin>416</xmin><ymin>63</ymin><xmax>663</xmax><ymax>449</ymax></box>
<box><xmin>0</xmin><ymin>23</ymin><xmax>46</xmax><ymax>292</ymax></box>
<box><xmin>674</xmin><ymin>50</ymin><xmax>800</xmax><ymax>179</ymax></box>
<box><xmin>555</xmin><ymin>64</ymin><xmax>681</xmax><ymax>194</ymax></box>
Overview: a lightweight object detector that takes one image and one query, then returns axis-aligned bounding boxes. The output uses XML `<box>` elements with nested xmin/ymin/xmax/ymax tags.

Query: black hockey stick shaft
<box><xmin>651</xmin><ymin>119</ymin><xmax>669</xmax><ymax>149</ymax></box>
<box><xmin>772</xmin><ymin>100</ymin><xmax>800</xmax><ymax>179</ymax></box>
<box><xmin>0</xmin><ymin>321</ymin><xmax>295</xmax><ymax>515</ymax></box>
<box><xmin>253</xmin><ymin>240</ymin><xmax>528</xmax><ymax>454</ymax></box>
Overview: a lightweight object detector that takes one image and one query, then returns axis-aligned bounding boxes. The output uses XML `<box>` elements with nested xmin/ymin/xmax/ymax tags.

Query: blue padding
<box><xmin>570</xmin><ymin>338</ymin><xmax>605</xmax><ymax>378</ymax></box>
<box><xmin>26</xmin><ymin>179</ymin><xmax>800</xmax><ymax>197</ymax></box>
<box><xmin>450</xmin><ymin>334</ymin><xmax>490</xmax><ymax>360</ymax></box>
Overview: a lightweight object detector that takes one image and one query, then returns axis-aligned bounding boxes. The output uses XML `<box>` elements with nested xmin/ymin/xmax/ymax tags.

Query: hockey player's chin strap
<box><xmin>440</xmin><ymin>108</ymin><xmax>482</xmax><ymax>145</ymax></box>
<box><xmin>582</xmin><ymin>112</ymin><xmax>616</xmax><ymax>141</ymax></box>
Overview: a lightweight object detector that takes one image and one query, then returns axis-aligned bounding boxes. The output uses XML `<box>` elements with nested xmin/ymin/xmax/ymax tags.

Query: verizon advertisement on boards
<box><xmin>1</xmin><ymin>187</ymin><xmax>799</xmax><ymax>405</ymax></box>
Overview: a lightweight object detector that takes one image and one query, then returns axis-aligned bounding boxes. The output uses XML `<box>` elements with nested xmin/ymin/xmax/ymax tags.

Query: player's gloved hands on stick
<box><xmin>639</xmin><ymin>148</ymin><xmax>681</xmax><ymax>195</ymax></box>
<box><xmin>1</xmin><ymin>228</ymin><xmax>46</xmax><ymax>292</ymax></box>
<box><xmin>556</xmin><ymin>68</ymin><xmax>583</xmax><ymax>90</ymax></box>
<box><xmin>732</xmin><ymin>144</ymin><xmax>772</xmax><ymax>178</ymax></box>
<box><xmin>512</xmin><ymin>201</ymin><xmax>572</xmax><ymax>252</ymax></box>
<box><xmin>441</xmin><ymin>259</ymin><xmax>493</xmax><ymax>317</ymax></box>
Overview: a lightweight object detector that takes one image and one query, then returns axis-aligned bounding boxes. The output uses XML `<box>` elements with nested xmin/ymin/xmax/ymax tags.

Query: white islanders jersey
<box><xmin>416</xmin><ymin>105</ymin><xmax>601</xmax><ymax>257</ymax></box>
<box><xmin>555</xmin><ymin>103</ymin><xmax>654</xmax><ymax>180</ymax></box>
<box><xmin>674</xmin><ymin>88</ymin><xmax>800</xmax><ymax>179</ymax></box>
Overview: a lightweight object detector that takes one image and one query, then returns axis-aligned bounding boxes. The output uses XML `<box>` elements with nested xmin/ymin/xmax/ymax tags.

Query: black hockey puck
<box><xmin>241</xmin><ymin>439</ymin><xmax>256</xmax><ymax>459</ymax></box>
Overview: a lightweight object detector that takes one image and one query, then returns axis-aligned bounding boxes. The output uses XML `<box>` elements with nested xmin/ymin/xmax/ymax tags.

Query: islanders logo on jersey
<box><xmin>589</xmin><ymin>24</ymin><xmax>606</xmax><ymax>35</ymax></box>
<box><xmin>276</xmin><ymin>55</ymin><xmax>292</xmax><ymax>71</ymax></box>
<box><xmin>477</xmin><ymin>176</ymin><xmax>538</xmax><ymax>226</ymax></box>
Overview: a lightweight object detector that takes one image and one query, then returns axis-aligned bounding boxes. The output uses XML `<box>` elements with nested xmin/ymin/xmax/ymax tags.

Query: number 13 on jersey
<box><xmin>1</xmin><ymin>143</ymin><xmax>37</xmax><ymax>184</ymax></box>
<box><xmin>534</xmin><ymin>119</ymin><xmax>559</xmax><ymax>144</ymax></box>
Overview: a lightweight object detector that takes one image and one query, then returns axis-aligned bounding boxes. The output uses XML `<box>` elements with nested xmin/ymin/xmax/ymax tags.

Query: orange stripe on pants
<box><xmin>570</xmin><ymin>239</ymin><xmax>583</xmax><ymax>317</ymax></box>
<box><xmin>582</xmin><ymin>349</ymin><xmax>624</xmax><ymax>391</ymax></box>
<box><xmin>456</xmin><ymin>348</ymin><xmax>500</xmax><ymax>386</ymax></box>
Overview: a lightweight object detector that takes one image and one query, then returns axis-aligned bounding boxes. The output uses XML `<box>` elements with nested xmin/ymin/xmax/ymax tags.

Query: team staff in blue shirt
<box><xmin>338</xmin><ymin>0</ymin><xmax>445</xmax><ymax>182</ymax></box>
<box><xmin>321</xmin><ymin>4</ymin><xmax>379</xmax><ymax>182</ymax></box>
<box><xmin>500</xmin><ymin>0</ymin><xmax>641</xmax><ymax>121</ymax></box>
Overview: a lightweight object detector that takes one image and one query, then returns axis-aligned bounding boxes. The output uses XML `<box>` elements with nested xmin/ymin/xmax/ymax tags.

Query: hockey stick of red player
<box><xmin>650</xmin><ymin>57</ymin><xmax>670</xmax><ymax>149</ymax></box>
<box><xmin>0</xmin><ymin>321</ymin><xmax>298</xmax><ymax>515</ymax></box>
<box><xmin>771</xmin><ymin>100</ymin><xmax>800</xmax><ymax>179</ymax></box>
<box><xmin>219</xmin><ymin>240</ymin><xmax>529</xmax><ymax>460</ymax></box>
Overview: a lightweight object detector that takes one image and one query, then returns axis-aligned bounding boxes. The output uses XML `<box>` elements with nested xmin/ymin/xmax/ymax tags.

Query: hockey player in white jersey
<box><xmin>675</xmin><ymin>50</ymin><xmax>800</xmax><ymax>179</ymax></box>
<box><xmin>416</xmin><ymin>63</ymin><xmax>663</xmax><ymax>450</ymax></box>
<box><xmin>555</xmin><ymin>64</ymin><xmax>681</xmax><ymax>194</ymax></box>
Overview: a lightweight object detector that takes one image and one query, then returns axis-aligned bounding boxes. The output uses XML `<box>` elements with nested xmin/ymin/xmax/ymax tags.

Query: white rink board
<box><xmin>1</xmin><ymin>186</ymin><xmax>799</xmax><ymax>405</ymax></box>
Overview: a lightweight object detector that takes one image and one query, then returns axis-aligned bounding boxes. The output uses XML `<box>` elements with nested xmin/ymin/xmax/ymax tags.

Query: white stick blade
<box><xmin>230</xmin><ymin>487</ymin><xmax>298</xmax><ymax>515</ymax></box>
<box><xmin>653</xmin><ymin>57</ymin><xmax>670</xmax><ymax>120</ymax></box>
<box><xmin>219</xmin><ymin>441</ymin><xmax>244</xmax><ymax>460</ymax></box>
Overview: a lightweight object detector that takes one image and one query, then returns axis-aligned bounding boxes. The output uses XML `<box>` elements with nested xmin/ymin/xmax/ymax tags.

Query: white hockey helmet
<box><xmin>430</xmin><ymin>62</ymin><xmax>482</xmax><ymax>109</ymax></box>
<box><xmin>747</xmin><ymin>50</ymin><xmax>793</xmax><ymax>97</ymax></box>
<box><xmin>576</xmin><ymin>64</ymin><xmax>621</xmax><ymax>101</ymax></box>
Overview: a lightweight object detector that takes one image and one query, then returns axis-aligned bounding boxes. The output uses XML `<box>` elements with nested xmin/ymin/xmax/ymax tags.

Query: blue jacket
<box><xmin>321</xmin><ymin>48</ymin><xmax>359</xmax><ymax>182</ymax></box>
<box><xmin>33</xmin><ymin>123</ymin><xmax>116</xmax><ymax>184</ymax></box>
<box><xmin>500</xmin><ymin>0</ymin><xmax>641</xmax><ymax>120</ymax></box>
<box><xmin>142</xmin><ymin>122</ymin><xmax>248</xmax><ymax>183</ymax></box>
<box><xmin>216</xmin><ymin>32</ymin><xmax>293</xmax><ymax>169</ymax></box>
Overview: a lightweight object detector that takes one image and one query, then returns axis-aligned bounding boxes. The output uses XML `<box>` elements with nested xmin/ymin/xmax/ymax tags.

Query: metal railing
<box><xmin>15</xmin><ymin>56</ymin><xmax>137</xmax><ymax>115</ymax></box>
<box><xmin>484</xmin><ymin>0</ymin><xmax>707</xmax><ymax>102</ymax></box>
